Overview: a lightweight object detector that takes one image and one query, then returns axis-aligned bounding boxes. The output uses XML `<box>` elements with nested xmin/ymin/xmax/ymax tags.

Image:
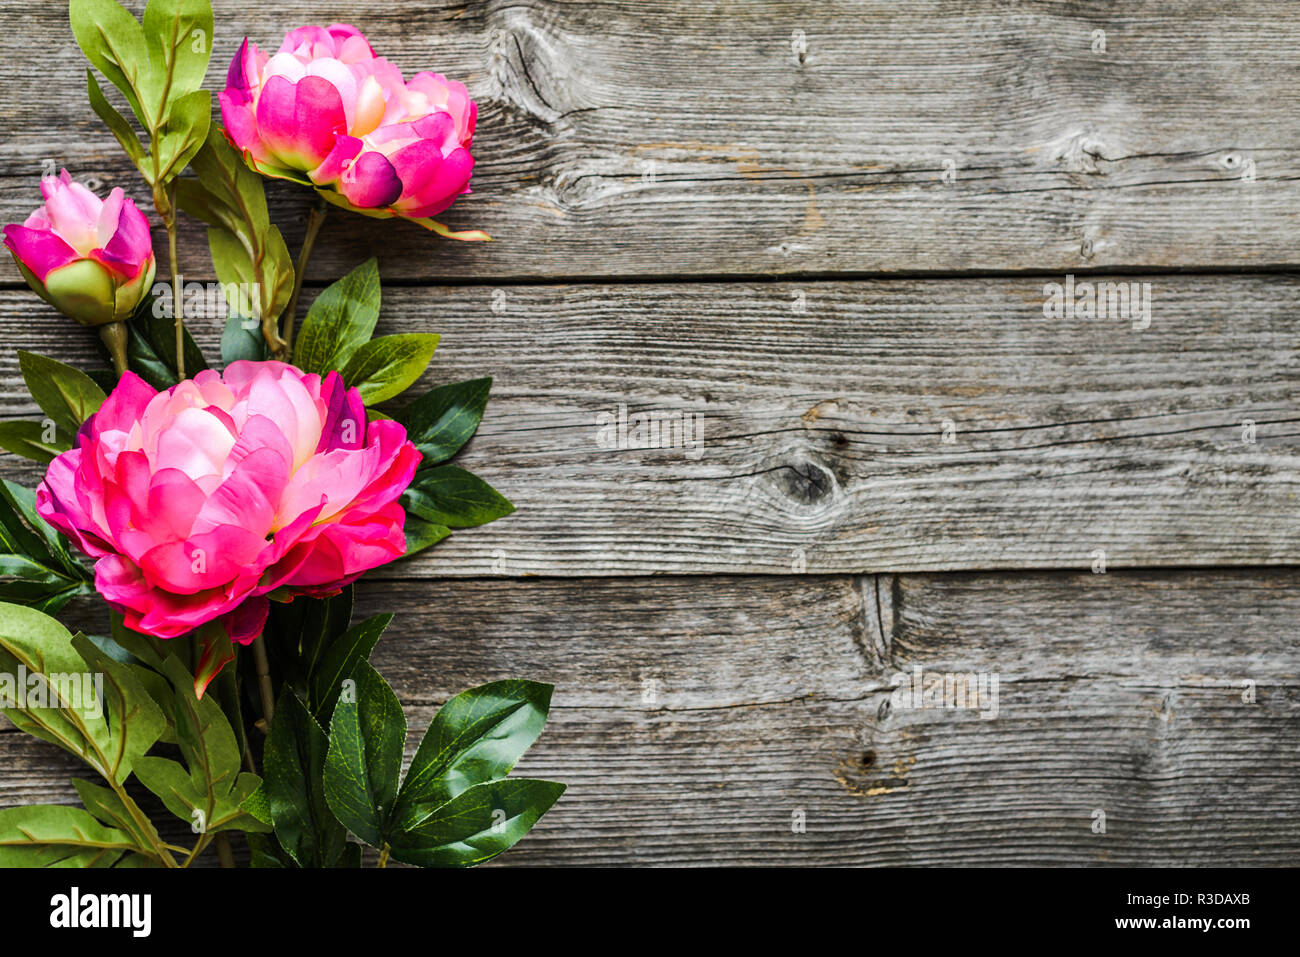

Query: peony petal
<box><xmin>338</xmin><ymin>150</ymin><xmax>402</xmax><ymax>209</ymax></box>
<box><xmin>3</xmin><ymin>225</ymin><xmax>81</xmax><ymax>282</ymax></box>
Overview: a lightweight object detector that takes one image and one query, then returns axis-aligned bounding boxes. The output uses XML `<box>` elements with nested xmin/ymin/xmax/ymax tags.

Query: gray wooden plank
<box><xmin>2</xmin><ymin>571</ymin><xmax>1296</xmax><ymax>865</ymax></box>
<box><xmin>1</xmin><ymin>275</ymin><xmax>1298</xmax><ymax>573</ymax></box>
<box><xmin>3</xmin><ymin>1</ymin><xmax>1300</xmax><ymax>281</ymax></box>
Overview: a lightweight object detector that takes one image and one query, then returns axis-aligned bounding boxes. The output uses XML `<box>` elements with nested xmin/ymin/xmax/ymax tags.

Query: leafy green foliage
<box><xmin>392</xmin><ymin>377</ymin><xmax>512</xmax><ymax>557</ymax></box>
<box><xmin>322</xmin><ymin>661</ymin><xmax>405</xmax><ymax>847</ymax></box>
<box><xmin>132</xmin><ymin>656</ymin><xmax>268</xmax><ymax>836</ymax></box>
<box><xmin>70</xmin><ymin>0</ymin><xmax>213</xmax><ymax>188</ymax></box>
<box><xmin>0</xmin><ymin>606</ymin><xmax>163</xmax><ymax>786</ymax></box>
<box><xmin>0</xmin><ymin>482</ymin><xmax>94</xmax><ymax>613</ymax></box>
<box><xmin>321</xmin><ymin>665</ymin><xmax>561</xmax><ymax>866</ymax></box>
<box><xmin>0</xmin><ymin>804</ymin><xmax>136</xmax><ymax>868</ymax></box>
<box><xmin>391</xmin><ymin>680</ymin><xmax>554</xmax><ymax>830</ymax></box>
<box><xmin>308</xmin><ymin>613</ymin><xmax>391</xmax><ymax>723</ymax></box>
<box><xmin>402</xmin><ymin>465</ymin><xmax>516</xmax><ymax>528</ymax></box>
<box><xmin>387</xmin><ymin>779</ymin><xmax>565</xmax><ymax>868</ymax></box>
<box><xmin>0</xmin><ymin>421</ymin><xmax>73</xmax><ymax>464</ymax></box>
<box><xmin>397</xmin><ymin>376</ymin><xmax>492</xmax><ymax>465</ymax></box>
<box><xmin>124</xmin><ymin>307</ymin><xmax>209</xmax><ymax>388</ymax></box>
<box><xmin>17</xmin><ymin>351</ymin><xmax>106</xmax><ymax>434</ymax></box>
<box><xmin>294</xmin><ymin>258</ymin><xmax>381</xmax><ymax>376</ymax></box>
<box><xmin>264</xmin><ymin>689</ymin><xmax>352</xmax><ymax>868</ymax></box>
<box><xmin>72</xmin><ymin>778</ymin><xmax>165</xmax><ymax>856</ymax></box>
<box><xmin>341</xmin><ymin>334</ymin><xmax>440</xmax><ymax>405</ymax></box>
<box><xmin>221</xmin><ymin>310</ymin><xmax>268</xmax><ymax>365</ymax></box>
<box><xmin>174</xmin><ymin>128</ymin><xmax>294</xmax><ymax>334</ymax></box>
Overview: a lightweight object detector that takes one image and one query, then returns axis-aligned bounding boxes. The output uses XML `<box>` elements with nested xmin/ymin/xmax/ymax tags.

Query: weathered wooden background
<box><xmin>1</xmin><ymin>1</ymin><xmax>1298</xmax><ymax>865</ymax></box>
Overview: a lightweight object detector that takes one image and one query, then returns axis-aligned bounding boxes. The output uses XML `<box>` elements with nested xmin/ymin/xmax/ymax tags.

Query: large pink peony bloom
<box><xmin>3</xmin><ymin>170</ymin><xmax>154</xmax><ymax>326</ymax></box>
<box><xmin>36</xmin><ymin>361</ymin><xmax>421</xmax><ymax>661</ymax></box>
<box><xmin>220</xmin><ymin>24</ymin><xmax>486</xmax><ymax>239</ymax></box>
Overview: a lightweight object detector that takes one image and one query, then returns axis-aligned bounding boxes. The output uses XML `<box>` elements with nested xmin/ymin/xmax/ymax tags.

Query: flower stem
<box><xmin>156</xmin><ymin>180</ymin><xmax>185</xmax><ymax>380</ymax></box>
<box><xmin>276</xmin><ymin>196</ymin><xmax>328</xmax><ymax>362</ymax></box>
<box><xmin>182</xmin><ymin>833</ymin><xmax>212</xmax><ymax>867</ymax></box>
<box><xmin>214</xmin><ymin>832</ymin><xmax>235</xmax><ymax>869</ymax></box>
<box><xmin>252</xmin><ymin>633</ymin><xmax>275</xmax><ymax>727</ymax></box>
<box><xmin>98</xmin><ymin>321</ymin><xmax>129</xmax><ymax>378</ymax></box>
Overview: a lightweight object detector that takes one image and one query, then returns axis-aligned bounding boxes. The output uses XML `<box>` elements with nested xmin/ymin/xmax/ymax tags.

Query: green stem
<box><xmin>377</xmin><ymin>843</ymin><xmax>390</xmax><ymax>868</ymax></box>
<box><xmin>163</xmin><ymin>181</ymin><xmax>185</xmax><ymax>380</ymax></box>
<box><xmin>98</xmin><ymin>321</ymin><xmax>129</xmax><ymax>378</ymax></box>
<box><xmin>276</xmin><ymin>197</ymin><xmax>328</xmax><ymax>362</ymax></box>
<box><xmin>214</xmin><ymin>832</ymin><xmax>235</xmax><ymax>869</ymax></box>
<box><xmin>182</xmin><ymin>833</ymin><xmax>212</xmax><ymax>867</ymax></box>
<box><xmin>252</xmin><ymin>633</ymin><xmax>275</xmax><ymax>727</ymax></box>
<box><xmin>112</xmin><ymin>778</ymin><xmax>180</xmax><ymax>868</ymax></box>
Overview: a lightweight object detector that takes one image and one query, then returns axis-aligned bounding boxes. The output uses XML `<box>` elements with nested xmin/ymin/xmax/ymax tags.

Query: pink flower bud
<box><xmin>3</xmin><ymin>171</ymin><xmax>155</xmax><ymax>326</ymax></box>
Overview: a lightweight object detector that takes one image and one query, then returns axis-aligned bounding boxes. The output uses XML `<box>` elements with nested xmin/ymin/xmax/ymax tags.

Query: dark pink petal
<box><xmin>316</xmin><ymin>371</ymin><xmax>367</xmax><ymax>452</ymax></box>
<box><xmin>309</xmin><ymin>135</ymin><xmax>363</xmax><ymax>187</ymax></box>
<box><xmin>90</xmin><ymin>371</ymin><xmax>157</xmax><ymax>433</ymax></box>
<box><xmin>257</xmin><ymin>74</ymin><xmax>347</xmax><ymax>170</ymax></box>
<box><xmin>339</xmin><ymin>150</ymin><xmax>402</xmax><ymax>209</ymax></box>
<box><xmin>398</xmin><ymin>147</ymin><xmax>475</xmax><ymax>218</ymax></box>
<box><xmin>225</xmin><ymin>38</ymin><xmax>255</xmax><ymax>93</ymax></box>
<box><xmin>3</xmin><ymin>225</ymin><xmax>81</xmax><ymax>282</ymax></box>
<box><xmin>138</xmin><ymin>525</ymin><xmax>268</xmax><ymax>595</ymax></box>
<box><xmin>93</xmin><ymin>195</ymin><xmax>153</xmax><ymax>281</ymax></box>
<box><xmin>222</xmin><ymin>596</ymin><xmax>269</xmax><ymax>646</ymax></box>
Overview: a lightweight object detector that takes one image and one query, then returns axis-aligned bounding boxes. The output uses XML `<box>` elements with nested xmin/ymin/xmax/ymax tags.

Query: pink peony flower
<box><xmin>220</xmin><ymin>24</ymin><xmax>486</xmax><ymax>238</ymax></box>
<box><xmin>3</xmin><ymin>170</ymin><xmax>155</xmax><ymax>326</ymax></box>
<box><xmin>36</xmin><ymin>361</ymin><xmax>421</xmax><ymax>660</ymax></box>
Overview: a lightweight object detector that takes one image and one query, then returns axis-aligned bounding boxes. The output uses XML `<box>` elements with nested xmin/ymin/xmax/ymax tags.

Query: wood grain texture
<box><xmin>2</xmin><ymin>276</ymin><xmax>1297</xmax><ymax>574</ymax></box>
<box><xmin>3</xmin><ymin>0</ymin><xmax>1300</xmax><ymax>282</ymax></box>
<box><xmin>2</xmin><ymin>571</ymin><xmax>1296</xmax><ymax>865</ymax></box>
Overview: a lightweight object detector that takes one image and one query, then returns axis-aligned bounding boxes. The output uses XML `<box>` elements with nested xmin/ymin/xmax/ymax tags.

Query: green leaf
<box><xmin>340</xmin><ymin>334</ymin><xmax>440</xmax><ymax>406</ymax></box>
<box><xmin>86</xmin><ymin>69</ymin><xmax>145</xmax><ymax>165</ymax></box>
<box><xmin>398</xmin><ymin>377</ymin><xmax>492</xmax><ymax>466</ymax></box>
<box><xmin>72</xmin><ymin>778</ymin><xmax>163</xmax><ymax>853</ymax></box>
<box><xmin>402</xmin><ymin>465</ymin><xmax>516</xmax><ymax>528</ymax></box>
<box><xmin>135</xmin><ymin>759</ymin><xmax>266</xmax><ymax>835</ymax></box>
<box><xmin>309</xmin><ymin>613</ymin><xmax>390</xmax><ymax>723</ymax></box>
<box><xmin>69</xmin><ymin>634</ymin><xmax>167</xmax><ymax>785</ymax></box>
<box><xmin>393</xmin><ymin>681</ymin><xmax>554</xmax><ymax>831</ymax></box>
<box><xmin>0</xmin><ymin>421</ymin><xmax>71</xmax><ymax>464</ymax></box>
<box><xmin>264</xmin><ymin>689</ymin><xmax>347</xmax><ymax>867</ymax></box>
<box><xmin>17</xmin><ymin>351</ymin><xmax>106</xmax><ymax>435</ymax></box>
<box><xmin>0</xmin><ymin>804</ymin><xmax>135</xmax><ymax>868</ymax></box>
<box><xmin>177</xmin><ymin>130</ymin><xmax>294</xmax><ymax>329</ymax></box>
<box><xmin>290</xmin><ymin>586</ymin><xmax>354</xmax><ymax>689</ymax></box>
<box><xmin>124</xmin><ymin>322</ymin><xmax>180</xmax><ymax>389</ymax></box>
<box><xmin>0</xmin><ymin>481</ymin><xmax>89</xmax><ymax>581</ymax></box>
<box><xmin>0</xmin><ymin>607</ymin><xmax>164</xmax><ymax>786</ymax></box>
<box><xmin>154</xmin><ymin>89</ymin><xmax>211</xmax><ymax>182</ymax></box>
<box><xmin>246</xmin><ymin>832</ymin><xmax>291</xmax><ymax>868</ymax></box>
<box><xmin>142</xmin><ymin>0</ymin><xmax>213</xmax><ymax>108</ymax></box>
<box><xmin>239</xmin><ymin>782</ymin><xmax>273</xmax><ymax>828</ymax></box>
<box><xmin>387</xmin><ymin>779</ymin><xmax>565</xmax><ymax>868</ymax></box>
<box><xmin>294</xmin><ymin>258</ymin><xmax>381</xmax><ymax>376</ymax></box>
<box><xmin>0</xmin><ymin>555</ymin><xmax>66</xmax><ymax>586</ymax></box>
<box><xmin>132</xmin><ymin>655</ymin><xmax>265</xmax><ymax>834</ymax></box>
<box><xmin>402</xmin><ymin>516</ymin><xmax>451</xmax><ymax>558</ymax></box>
<box><xmin>323</xmin><ymin>661</ymin><xmax>405</xmax><ymax>847</ymax></box>
<box><xmin>141</xmin><ymin>309</ymin><xmax>209</xmax><ymax>381</ymax></box>
<box><xmin>220</xmin><ymin>306</ymin><xmax>268</xmax><ymax>365</ymax></box>
<box><xmin>0</xmin><ymin>483</ymin><xmax>62</xmax><ymax>570</ymax></box>
<box><xmin>70</xmin><ymin>0</ymin><xmax>151</xmax><ymax>125</ymax></box>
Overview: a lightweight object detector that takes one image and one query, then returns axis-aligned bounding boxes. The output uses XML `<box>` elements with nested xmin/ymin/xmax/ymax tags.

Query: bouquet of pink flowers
<box><xmin>0</xmin><ymin>1</ymin><xmax>560</xmax><ymax>869</ymax></box>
